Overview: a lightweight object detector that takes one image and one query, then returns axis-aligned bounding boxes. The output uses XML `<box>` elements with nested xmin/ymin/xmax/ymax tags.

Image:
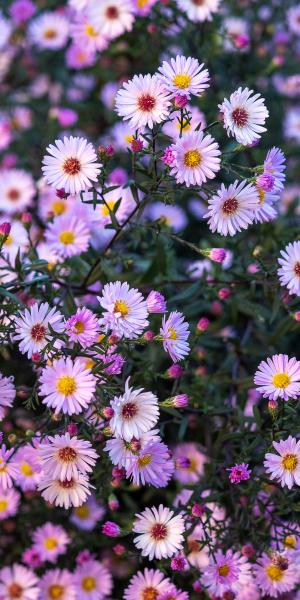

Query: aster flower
<box><xmin>73</xmin><ymin>559</ymin><xmax>113</xmax><ymax>598</ymax></box>
<box><xmin>201</xmin><ymin>549</ymin><xmax>252</xmax><ymax>596</ymax></box>
<box><xmin>133</xmin><ymin>504</ymin><xmax>185</xmax><ymax>560</ymax></box>
<box><xmin>28</xmin><ymin>11</ymin><xmax>69</xmax><ymax>50</ymax></box>
<box><xmin>0</xmin><ymin>445</ymin><xmax>18</xmax><ymax>489</ymax></box>
<box><xmin>39</xmin><ymin>432</ymin><xmax>98</xmax><ymax>481</ymax></box>
<box><xmin>170</xmin><ymin>130</ymin><xmax>221</xmax><ymax>187</ymax></box>
<box><xmin>264</xmin><ymin>436</ymin><xmax>300</xmax><ymax>489</ymax></box>
<box><xmin>38</xmin><ymin>472</ymin><xmax>92</xmax><ymax>509</ymax></box>
<box><xmin>175</xmin><ymin>0</ymin><xmax>221</xmax><ymax>22</ymax></box>
<box><xmin>32</xmin><ymin>522</ymin><xmax>70</xmax><ymax>564</ymax></box>
<box><xmin>70</xmin><ymin>15</ymin><xmax>109</xmax><ymax>53</ymax></box>
<box><xmin>254</xmin><ymin>552</ymin><xmax>299</xmax><ymax>597</ymax></box>
<box><xmin>14</xmin><ymin>445</ymin><xmax>43</xmax><ymax>492</ymax></box>
<box><xmin>110</xmin><ymin>379</ymin><xmax>159</xmax><ymax>441</ymax></box>
<box><xmin>204</xmin><ymin>180</ymin><xmax>259</xmax><ymax>236</ymax></box>
<box><xmin>158</xmin><ymin>586</ymin><xmax>188</xmax><ymax>600</ymax></box>
<box><xmin>0</xmin><ymin>373</ymin><xmax>15</xmax><ymax>420</ymax></box>
<box><xmin>126</xmin><ymin>440</ymin><xmax>174</xmax><ymax>487</ymax></box>
<box><xmin>227</xmin><ymin>463</ymin><xmax>251</xmax><ymax>484</ymax></box>
<box><xmin>42</xmin><ymin>136</ymin><xmax>101</xmax><ymax>194</ymax></box>
<box><xmin>98</xmin><ymin>281</ymin><xmax>149</xmax><ymax>339</ymax></box>
<box><xmin>66</xmin><ymin>307</ymin><xmax>100</xmax><ymax>348</ymax></box>
<box><xmin>219</xmin><ymin>87</ymin><xmax>269</xmax><ymax>145</ymax></box>
<box><xmin>174</xmin><ymin>442</ymin><xmax>207</xmax><ymax>484</ymax></box>
<box><xmin>278</xmin><ymin>241</ymin><xmax>300</xmax><ymax>297</ymax></box>
<box><xmin>160</xmin><ymin>311</ymin><xmax>190</xmax><ymax>363</ymax></box>
<box><xmin>254</xmin><ymin>354</ymin><xmax>300</xmax><ymax>401</ymax></box>
<box><xmin>147</xmin><ymin>202</ymin><xmax>187</xmax><ymax>232</ymax></box>
<box><xmin>87</xmin><ymin>0</ymin><xmax>135</xmax><ymax>40</ymax></box>
<box><xmin>14</xmin><ymin>302</ymin><xmax>65</xmax><ymax>359</ymax></box>
<box><xmin>39</xmin><ymin>357</ymin><xmax>97</xmax><ymax>415</ymax></box>
<box><xmin>1</xmin><ymin>220</ymin><xmax>28</xmax><ymax>262</ymax></box>
<box><xmin>263</xmin><ymin>147</ymin><xmax>286</xmax><ymax>191</ymax></box>
<box><xmin>146</xmin><ymin>291</ymin><xmax>167</xmax><ymax>313</ymax></box>
<box><xmin>124</xmin><ymin>568</ymin><xmax>171</xmax><ymax>600</ymax></box>
<box><xmin>287</xmin><ymin>5</ymin><xmax>300</xmax><ymax>36</ymax></box>
<box><xmin>157</xmin><ymin>55</ymin><xmax>209</xmax><ymax>98</ymax></box>
<box><xmin>253</xmin><ymin>187</ymin><xmax>279</xmax><ymax>224</ymax></box>
<box><xmin>39</xmin><ymin>568</ymin><xmax>76</xmax><ymax>600</ymax></box>
<box><xmin>45</xmin><ymin>214</ymin><xmax>91</xmax><ymax>258</ymax></box>
<box><xmin>0</xmin><ymin>13</ymin><xmax>12</xmax><ymax>50</ymax></box>
<box><xmin>104</xmin><ymin>429</ymin><xmax>160</xmax><ymax>468</ymax></box>
<box><xmin>115</xmin><ymin>74</ymin><xmax>171</xmax><ymax>130</ymax></box>
<box><xmin>70</xmin><ymin>495</ymin><xmax>105</xmax><ymax>531</ymax></box>
<box><xmin>0</xmin><ymin>564</ymin><xmax>39</xmax><ymax>600</ymax></box>
<box><xmin>0</xmin><ymin>486</ymin><xmax>20</xmax><ymax>520</ymax></box>
<box><xmin>0</xmin><ymin>169</ymin><xmax>35</xmax><ymax>215</ymax></box>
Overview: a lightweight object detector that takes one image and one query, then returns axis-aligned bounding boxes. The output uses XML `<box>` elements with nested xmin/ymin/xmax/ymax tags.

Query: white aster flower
<box><xmin>264</xmin><ymin>436</ymin><xmax>300</xmax><ymax>490</ymax></box>
<box><xmin>0</xmin><ymin>169</ymin><xmax>35</xmax><ymax>215</ymax></box>
<box><xmin>115</xmin><ymin>74</ymin><xmax>171</xmax><ymax>130</ymax></box>
<box><xmin>278</xmin><ymin>241</ymin><xmax>300</xmax><ymax>297</ymax></box>
<box><xmin>157</xmin><ymin>55</ymin><xmax>209</xmax><ymax>98</ymax></box>
<box><xmin>175</xmin><ymin>0</ymin><xmax>221</xmax><ymax>22</ymax></box>
<box><xmin>254</xmin><ymin>354</ymin><xmax>300</xmax><ymax>402</ymax></box>
<box><xmin>13</xmin><ymin>302</ymin><xmax>65</xmax><ymax>359</ymax></box>
<box><xmin>28</xmin><ymin>12</ymin><xmax>69</xmax><ymax>50</ymax></box>
<box><xmin>219</xmin><ymin>87</ymin><xmax>269</xmax><ymax>145</ymax></box>
<box><xmin>1</xmin><ymin>220</ymin><xmax>29</xmax><ymax>262</ymax></box>
<box><xmin>87</xmin><ymin>0</ymin><xmax>135</xmax><ymax>40</ymax></box>
<box><xmin>110</xmin><ymin>379</ymin><xmax>159</xmax><ymax>442</ymax></box>
<box><xmin>38</xmin><ymin>472</ymin><xmax>92</xmax><ymax>509</ymax></box>
<box><xmin>170</xmin><ymin>130</ymin><xmax>221</xmax><ymax>187</ymax></box>
<box><xmin>204</xmin><ymin>180</ymin><xmax>259</xmax><ymax>236</ymax></box>
<box><xmin>133</xmin><ymin>504</ymin><xmax>185</xmax><ymax>560</ymax></box>
<box><xmin>39</xmin><ymin>433</ymin><xmax>98</xmax><ymax>481</ymax></box>
<box><xmin>98</xmin><ymin>281</ymin><xmax>149</xmax><ymax>339</ymax></box>
<box><xmin>0</xmin><ymin>564</ymin><xmax>39</xmax><ymax>600</ymax></box>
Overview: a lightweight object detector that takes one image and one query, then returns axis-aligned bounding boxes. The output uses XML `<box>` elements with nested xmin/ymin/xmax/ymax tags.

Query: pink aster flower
<box><xmin>0</xmin><ymin>373</ymin><xmax>15</xmax><ymax>420</ymax></box>
<box><xmin>0</xmin><ymin>486</ymin><xmax>20</xmax><ymax>520</ymax></box>
<box><xmin>38</xmin><ymin>472</ymin><xmax>92</xmax><ymax>509</ymax></box>
<box><xmin>174</xmin><ymin>442</ymin><xmax>207</xmax><ymax>484</ymax></box>
<box><xmin>227</xmin><ymin>463</ymin><xmax>251</xmax><ymax>484</ymax></box>
<box><xmin>264</xmin><ymin>436</ymin><xmax>300</xmax><ymax>489</ymax></box>
<box><xmin>98</xmin><ymin>281</ymin><xmax>149</xmax><ymax>339</ymax></box>
<box><xmin>32</xmin><ymin>522</ymin><xmax>70</xmax><ymax>564</ymax></box>
<box><xmin>70</xmin><ymin>495</ymin><xmax>105</xmax><ymax>531</ymax></box>
<box><xmin>202</xmin><ymin>549</ymin><xmax>252</xmax><ymax>596</ymax></box>
<box><xmin>66</xmin><ymin>43</ymin><xmax>97</xmax><ymax>69</ymax></box>
<box><xmin>253</xmin><ymin>552</ymin><xmax>299</xmax><ymax>598</ymax></box>
<box><xmin>115</xmin><ymin>74</ymin><xmax>171</xmax><ymax>130</ymax></box>
<box><xmin>104</xmin><ymin>429</ymin><xmax>160</xmax><ymax>469</ymax></box>
<box><xmin>157</xmin><ymin>55</ymin><xmax>210</xmax><ymax>98</ymax></box>
<box><xmin>160</xmin><ymin>311</ymin><xmax>190</xmax><ymax>363</ymax></box>
<box><xmin>278</xmin><ymin>241</ymin><xmax>300</xmax><ymax>297</ymax></box>
<box><xmin>66</xmin><ymin>307</ymin><xmax>100</xmax><ymax>348</ymax></box>
<box><xmin>126</xmin><ymin>440</ymin><xmax>174</xmax><ymax>487</ymax></box>
<box><xmin>204</xmin><ymin>180</ymin><xmax>259</xmax><ymax>236</ymax></box>
<box><xmin>73</xmin><ymin>559</ymin><xmax>113</xmax><ymax>598</ymax></box>
<box><xmin>45</xmin><ymin>214</ymin><xmax>91</xmax><ymax>258</ymax></box>
<box><xmin>14</xmin><ymin>444</ymin><xmax>43</xmax><ymax>492</ymax></box>
<box><xmin>109</xmin><ymin>378</ymin><xmax>159</xmax><ymax>441</ymax></box>
<box><xmin>14</xmin><ymin>302</ymin><xmax>65</xmax><ymax>359</ymax></box>
<box><xmin>39</xmin><ymin>357</ymin><xmax>97</xmax><ymax>415</ymax></box>
<box><xmin>162</xmin><ymin>147</ymin><xmax>176</xmax><ymax>167</ymax></box>
<box><xmin>22</xmin><ymin>548</ymin><xmax>42</xmax><ymax>570</ymax></box>
<box><xmin>170</xmin><ymin>130</ymin><xmax>221</xmax><ymax>187</ymax></box>
<box><xmin>125</xmin><ymin>568</ymin><xmax>170</xmax><ymax>600</ymax></box>
<box><xmin>219</xmin><ymin>87</ymin><xmax>269</xmax><ymax>145</ymax></box>
<box><xmin>39</xmin><ymin>432</ymin><xmax>98</xmax><ymax>481</ymax></box>
<box><xmin>0</xmin><ymin>444</ymin><xmax>18</xmax><ymax>489</ymax></box>
<box><xmin>0</xmin><ymin>564</ymin><xmax>39</xmax><ymax>600</ymax></box>
<box><xmin>158</xmin><ymin>585</ymin><xmax>188</xmax><ymax>600</ymax></box>
<box><xmin>254</xmin><ymin>354</ymin><xmax>300</xmax><ymax>401</ymax></box>
<box><xmin>133</xmin><ymin>504</ymin><xmax>185</xmax><ymax>560</ymax></box>
<box><xmin>39</xmin><ymin>568</ymin><xmax>76</xmax><ymax>600</ymax></box>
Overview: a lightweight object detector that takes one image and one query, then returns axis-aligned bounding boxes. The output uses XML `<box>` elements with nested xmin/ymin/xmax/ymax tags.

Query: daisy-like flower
<box><xmin>45</xmin><ymin>214</ymin><xmax>91</xmax><ymax>258</ymax></box>
<box><xmin>14</xmin><ymin>445</ymin><xmax>43</xmax><ymax>492</ymax></box>
<box><xmin>73</xmin><ymin>559</ymin><xmax>113</xmax><ymax>598</ymax></box>
<box><xmin>98</xmin><ymin>281</ymin><xmax>149</xmax><ymax>339</ymax></box>
<box><xmin>83</xmin><ymin>185</ymin><xmax>135</xmax><ymax>227</ymax></box>
<box><xmin>254</xmin><ymin>354</ymin><xmax>300</xmax><ymax>401</ymax></box>
<box><xmin>158</xmin><ymin>586</ymin><xmax>188</xmax><ymax>600</ymax></box>
<box><xmin>0</xmin><ymin>486</ymin><xmax>20</xmax><ymax>520</ymax></box>
<box><xmin>87</xmin><ymin>0</ymin><xmax>134</xmax><ymax>39</ymax></box>
<box><xmin>70</xmin><ymin>495</ymin><xmax>105</xmax><ymax>531</ymax></box>
<box><xmin>39</xmin><ymin>357</ymin><xmax>97</xmax><ymax>415</ymax></box>
<box><xmin>14</xmin><ymin>302</ymin><xmax>65</xmax><ymax>359</ymax></box>
<box><xmin>173</xmin><ymin>442</ymin><xmax>207</xmax><ymax>484</ymax></box>
<box><xmin>39</xmin><ymin>432</ymin><xmax>98</xmax><ymax>481</ymax></box>
<box><xmin>227</xmin><ymin>463</ymin><xmax>251</xmax><ymax>484</ymax></box>
<box><xmin>110</xmin><ymin>379</ymin><xmax>159</xmax><ymax>441</ymax></box>
<box><xmin>147</xmin><ymin>202</ymin><xmax>187</xmax><ymax>232</ymax></box>
<box><xmin>264</xmin><ymin>436</ymin><xmax>300</xmax><ymax>489</ymax></box>
<box><xmin>39</xmin><ymin>569</ymin><xmax>76</xmax><ymax>600</ymax></box>
<box><xmin>32</xmin><ymin>522</ymin><xmax>70</xmax><ymax>564</ymax></box>
<box><xmin>160</xmin><ymin>311</ymin><xmax>190</xmax><ymax>363</ymax></box>
<box><xmin>278</xmin><ymin>241</ymin><xmax>300</xmax><ymax>297</ymax></box>
<box><xmin>70</xmin><ymin>15</ymin><xmax>109</xmax><ymax>53</ymax></box>
<box><xmin>28</xmin><ymin>11</ymin><xmax>69</xmax><ymax>50</ymax></box>
<box><xmin>254</xmin><ymin>552</ymin><xmax>299</xmax><ymax>597</ymax></box>
<box><xmin>0</xmin><ymin>445</ymin><xmax>18</xmax><ymax>489</ymax></box>
<box><xmin>175</xmin><ymin>0</ymin><xmax>221</xmax><ymax>22</ymax></box>
<box><xmin>0</xmin><ymin>564</ymin><xmax>39</xmax><ymax>600</ymax></box>
<box><xmin>104</xmin><ymin>429</ymin><xmax>160</xmax><ymax>468</ymax></box>
<box><xmin>170</xmin><ymin>130</ymin><xmax>221</xmax><ymax>187</ymax></box>
<box><xmin>204</xmin><ymin>180</ymin><xmax>259</xmax><ymax>236</ymax></box>
<box><xmin>38</xmin><ymin>472</ymin><xmax>92</xmax><ymax>509</ymax></box>
<box><xmin>157</xmin><ymin>55</ymin><xmax>209</xmax><ymax>98</ymax></box>
<box><xmin>263</xmin><ymin>147</ymin><xmax>286</xmax><ymax>191</ymax></box>
<box><xmin>66</xmin><ymin>307</ymin><xmax>100</xmax><ymax>348</ymax></box>
<box><xmin>42</xmin><ymin>136</ymin><xmax>101</xmax><ymax>194</ymax></box>
<box><xmin>0</xmin><ymin>373</ymin><xmax>15</xmax><ymax>421</ymax></box>
<box><xmin>133</xmin><ymin>504</ymin><xmax>185</xmax><ymax>560</ymax></box>
<box><xmin>124</xmin><ymin>568</ymin><xmax>171</xmax><ymax>600</ymax></box>
<box><xmin>253</xmin><ymin>187</ymin><xmax>278</xmax><ymax>224</ymax></box>
<box><xmin>219</xmin><ymin>87</ymin><xmax>269</xmax><ymax>145</ymax></box>
<box><xmin>0</xmin><ymin>169</ymin><xmax>35</xmax><ymax>215</ymax></box>
<box><xmin>115</xmin><ymin>74</ymin><xmax>171</xmax><ymax>130</ymax></box>
<box><xmin>201</xmin><ymin>549</ymin><xmax>252</xmax><ymax>597</ymax></box>
<box><xmin>126</xmin><ymin>440</ymin><xmax>174</xmax><ymax>487</ymax></box>
<box><xmin>1</xmin><ymin>220</ymin><xmax>29</xmax><ymax>262</ymax></box>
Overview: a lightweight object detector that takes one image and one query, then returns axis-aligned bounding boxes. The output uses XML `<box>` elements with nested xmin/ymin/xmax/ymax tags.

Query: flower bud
<box><xmin>0</xmin><ymin>222</ymin><xmax>11</xmax><ymax>239</ymax></box>
<box><xmin>191</xmin><ymin>502</ymin><xmax>206</xmax><ymax>517</ymax></box>
<box><xmin>202</xmin><ymin>247</ymin><xmax>227</xmax><ymax>263</ymax></box>
<box><xmin>242</xmin><ymin>544</ymin><xmax>255</xmax><ymax>558</ymax></box>
<box><xmin>171</xmin><ymin>554</ymin><xmax>187</xmax><ymax>570</ymax></box>
<box><xmin>167</xmin><ymin>364</ymin><xmax>183</xmax><ymax>378</ymax></box>
<box><xmin>146</xmin><ymin>290</ymin><xmax>167</xmax><ymax>313</ymax></box>
<box><xmin>102</xmin><ymin>406</ymin><xmax>114</xmax><ymax>419</ymax></box>
<box><xmin>197</xmin><ymin>317</ymin><xmax>210</xmax><ymax>332</ymax></box>
<box><xmin>218</xmin><ymin>288</ymin><xmax>231</xmax><ymax>300</ymax></box>
<box><xmin>130</xmin><ymin>139</ymin><xmax>143</xmax><ymax>152</ymax></box>
<box><xmin>102</xmin><ymin>521</ymin><xmax>120</xmax><ymax>537</ymax></box>
<box><xmin>174</xmin><ymin>94</ymin><xmax>189</xmax><ymax>108</ymax></box>
<box><xmin>113</xmin><ymin>544</ymin><xmax>125</xmax><ymax>555</ymax></box>
<box><xmin>143</xmin><ymin>330</ymin><xmax>155</xmax><ymax>341</ymax></box>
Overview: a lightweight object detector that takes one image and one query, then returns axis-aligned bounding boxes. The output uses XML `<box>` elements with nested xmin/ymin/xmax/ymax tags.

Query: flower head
<box><xmin>227</xmin><ymin>463</ymin><xmax>251</xmax><ymax>484</ymax></box>
<box><xmin>45</xmin><ymin>215</ymin><xmax>91</xmax><ymax>258</ymax></box>
<box><xmin>157</xmin><ymin>55</ymin><xmax>209</xmax><ymax>98</ymax></box>
<box><xmin>87</xmin><ymin>0</ymin><xmax>134</xmax><ymax>39</ymax></box>
<box><xmin>0</xmin><ymin>373</ymin><xmax>15</xmax><ymax>421</ymax></box>
<box><xmin>219</xmin><ymin>87</ymin><xmax>269</xmax><ymax>145</ymax></box>
<box><xmin>115</xmin><ymin>74</ymin><xmax>171</xmax><ymax>129</ymax></box>
<box><xmin>264</xmin><ymin>436</ymin><xmax>300</xmax><ymax>489</ymax></box>
<box><xmin>39</xmin><ymin>568</ymin><xmax>76</xmax><ymax>600</ymax></box>
<box><xmin>126</xmin><ymin>440</ymin><xmax>174</xmax><ymax>487</ymax></box>
<box><xmin>32</xmin><ymin>523</ymin><xmax>70</xmax><ymax>564</ymax></box>
<box><xmin>0</xmin><ymin>564</ymin><xmax>39</xmax><ymax>600</ymax></box>
<box><xmin>0</xmin><ymin>169</ymin><xmax>35</xmax><ymax>215</ymax></box>
<box><xmin>278</xmin><ymin>241</ymin><xmax>300</xmax><ymax>297</ymax></box>
<box><xmin>254</xmin><ymin>552</ymin><xmax>299</xmax><ymax>597</ymax></box>
<box><xmin>73</xmin><ymin>559</ymin><xmax>112</xmax><ymax>598</ymax></box>
<box><xmin>14</xmin><ymin>302</ymin><xmax>65</xmax><ymax>359</ymax></box>
<box><xmin>124</xmin><ymin>568</ymin><xmax>171</xmax><ymax>600</ymax></box>
<box><xmin>110</xmin><ymin>379</ymin><xmax>159</xmax><ymax>441</ymax></box>
<box><xmin>201</xmin><ymin>549</ymin><xmax>252</xmax><ymax>596</ymax></box>
<box><xmin>204</xmin><ymin>180</ymin><xmax>259</xmax><ymax>236</ymax></box>
<box><xmin>254</xmin><ymin>354</ymin><xmax>300</xmax><ymax>401</ymax></box>
<box><xmin>160</xmin><ymin>311</ymin><xmax>190</xmax><ymax>363</ymax></box>
<box><xmin>38</xmin><ymin>472</ymin><xmax>92</xmax><ymax>509</ymax></box>
<box><xmin>98</xmin><ymin>281</ymin><xmax>149</xmax><ymax>339</ymax></box>
<box><xmin>133</xmin><ymin>504</ymin><xmax>185</xmax><ymax>560</ymax></box>
<box><xmin>170</xmin><ymin>130</ymin><xmax>221</xmax><ymax>187</ymax></box>
<box><xmin>175</xmin><ymin>0</ymin><xmax>221</xmax><ymax>23</ymax></box>
<box><xmin>39</xmin><ymin>432</ymin><xmax>97</xmax><ymax>481</ymax></box>
<box><xmin>66</xmin><ymin>307</ymin><xmax>100</xmax><ymax>348</ymax></box>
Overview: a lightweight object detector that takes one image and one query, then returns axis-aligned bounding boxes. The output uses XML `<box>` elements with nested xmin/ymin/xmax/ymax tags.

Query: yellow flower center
<box><xmin>49</xmin><ymin>585</ymin><xmax>64</xmax><ymax>599</ymax></box>
<box><xmin>74</xmin><ymin>320</ymin><xmax>85</xmax><ymax>334</ymax></box>
<box><xmin>272</xmin><ymin>373</ymin><xmax>291</xmax><ymax>389</ymax></box>
<box><xmin>85</xmin><ymin>24</ymin><xmax>97</xmax><ymax>37</ymax></box>
<box><xmin>218</xmin><ymin>564</ymin><xmax>230</xmax><ymax>577</ymax></box>
<box><xmin>138</xmin><ymin>454</ymin><xmax>152</xmax><ymax>468</ymax></box>
<box><xmin>137</xmin><ymin>0</ymin><xmax>150</xmax><ymax>7</ymax></box>
<box><xmin>51</xmin><ymin>200</ymin><xmax>66</xmax><ymax>216</ymax></box>
<box><xmin>44</xmin><ymin>537</ymin><xmax>58</xmax><ymax>550</ymax></box>
<box><xmin>59</xmin><ymin>231</ymin><xmax>75</xmax><ymax>245</ymax></box>
<box><xmin>284</xmin><ymin>535</ymin><xmax>296</xmax><ymax>549</ymax></box>
<box><xmin>84</xmin><ymin>358</ymin><xmax>95</xmax><ymax>370</ymax></box>
<box><xmin>101</xmin><ymin>200</ymin><xmax>116</xmax><ymax>216</ymax></box>
<box><xmin>82</xmin><ymin>577</ymin><xmax>96</xmax><ymax>591</ymax></box>
<box><xmin>282</xmin><ymin>453</ymin><xmax>298</xmax><ymax>471</ymax></box>
<box><xmin>266</xmin><ymin>564</ymin><xmax>284</xmax><ymax>582</ymax></box>
<box><xmin>44</xmin><ymin>28</ymin><xmax>56</xmax><ymax>39</ymax></box>
<box><xmin>168</xmin><ymin>327</ymin><xmax>178</xmax><ymax>340</ymax></box>
<box><xmin>183</xmin><ymin>149</ymin><xmax>201</xmax><ymax>168</ymax></box>
<box><xmin>0</xmin><ymin>464</ymin><xmax>7</xmax><ymax>473</ymax></box>
<box><xmin>56</xmin><ymin>375</ymin><xmax>77</xmax><ymax>396</ymax></box>
<box><xmin>75</xmin><ymin>505</ymin><xmax>90</xmax><ymax>519</ymax></box>
<box><xmin>4</xmin><ymin>234</ymin><xmax>13</xmax><ymax>246</ymax></box>
<box><xmin>125</xmin><ymin>134</ymin><xmax>134</xmax><ymax>143</ymax></box>
<box><xmin>177</xmin><ymin>118</ymin><xmax>191</xmax><ymax>132</ymax></box>
<box><xmin>173</xmin><ymin>73</ymin><xmax>192</xmax><ymax>89</ymax></box>
<box><xmin>257</xmin><ymin>187</ymin><xmax>265</xmax><ymax>204</ymax></box>
<box><xmin>113</xmin><ymin>299</ymin><xmax>129</xmax><ymax>317</ymax></box>
<box><xmin>21</xmin><ymin>462</ymin><xmax>33</xmax><ymax>476</ymax></box>
<box><xmin>0</xmin><ymin>499</ymin><xmax>8</xmax><ymax>512</ymax></box>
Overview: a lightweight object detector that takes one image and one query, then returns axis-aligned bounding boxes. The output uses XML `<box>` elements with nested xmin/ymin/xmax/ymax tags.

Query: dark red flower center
<box><xmin>294</xmin><ymin>261</ymin><xmax>300</xmax><ymax>277</ymax></box>
<box><xmin>8</xmin><ymin>583</ymin><xmax>23</xmax><ymax>599</ymax></box>
<box><xmin>30</xmin><ymin>323</ymin><xmax>46</xmax><ymax>342</ymax></box>
<box><xmin>7</xmin><ymin>188</ymin><xmax>20</xmax><ymax>201</ymax></box>
<box><xmin>231</xmin><ymin>107</ymin><xmax>249</xmax><ymax>127</ymax></box>
<box><xmin>138</xmin><ymin>94</ymin><xmax>156</xmax><ymax>112</ymax></box>
<box><xmin>106</xmin><ymin>6</ymin><xmax>118</xmax><ymax>19</ymax></box>
<box><xmin>58</xmin><ymin>447</ymin><xmax>77</xmax><ymax>462</ymax></box>
<box><xmin>121</xmin><ymin>402</ymin><xmax>138</xmax><ymax>420</ymax></box>
<box><xmin>150</xmin><ymin>523</ymin><xmax>168</xmax><ymax>541</ymax></box>
<box><xmin>59</xmin><ymin>478</ymin><xmax>75</xmax><ymax>489</ymax></box>
<box><xmin>222</xmin><ymin>198</ymin><xmax>239</xmax><ymax>215</ymax></box>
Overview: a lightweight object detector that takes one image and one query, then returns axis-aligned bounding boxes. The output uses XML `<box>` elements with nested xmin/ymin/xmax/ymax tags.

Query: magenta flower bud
<box><xmin>193</xmin><ymin>581</ymin><xmax>202</xmax><ymax>592</ymax></box>
<box><xmin>208</xmin><ymin>248</ymin><xmax>227</xmax><ymax>263</ymax></box>
<box><xmin>31</xmin><ymin>352</ymin><xmax>42</xmax><ymax>363</ymax></box>
<box><xmin>108</xmin><ymin>334</ymin><xmax>119</xmax><ymax>345</ymax></box>
<box><xmin>176</xmin><ymin>456</ymin><xmax>191</xmax><ymax>469</ymax></box>
<box><xmin>227</xmin><ymin>463</ymin><xmax>251</xmax><ymax>484</ymax></box>
<box><xmin>256</xmin><ymin>172</ymin><xmax>275</xmax><ymax>192</ymax></box>
<box><xmin>234</xmin><ymin>34</ymin><xmax>250</xmax><ymax>49</ymax></box>
<box><xmin>9</xmin><ymin>0</ymin><xmax>36</xmax><ymax>24</ymax></box>
<box><xmin>171</xmin><ymin>554</ymin><xmax>187</xmax><ymax>571</ymax></box>
<box><xmin>0</xmin><ymin>221</ymin><xmax>11</xmax><ymax>236</ymax></box>
<box><xmin>112</xmin><ymin>466</ymin><xmax>125</xmax><ymax>479</ymax></box>
<box><xmin>103</xmin><ymin>406</ymin><xmax>114</xmax><ymax>419</ymax></box>
<box><xmin>76</xmin><ymin>549</ymin><xmax>93</xmax><ymax>565</ymax></box>
<box><xmin>21</xmin><ymin>212</ymin><xmax>32</xmax><ymax>225</ymax></box>
<box><xmin>273</xmin><ymin>55</ymin><xmax>284</xmax><ymax>67</ymax></box>
<box><xmin>108</xmin><ymin>497</ymin><xmax>120</xmax><ymax>511</ymax></box>
<box><xmin>22</xmin><ymin>548</ymin><xmax>42</xmax><ymax>569</ymax></box>
<box><xmin>162</xmin><ymin>147</ymin><xmax>176</xmax><ymax>167</ymax></box>
<box><xmin>144</xmin><ymin>330</ymin><xmax>155</xmax><ymax>341</ymax></box>
<box><xmin>146</xmin><ymin>290</ymin><xmax>167</xmax><ymax>313</ymax></box>
<box><xmin>131</xmin><ymin>139</ymin><xmax>143</xmax><ymax>152</ymax></box>
<box><xmin>172</xmin><ymin>394</ymin><xmax>189</xmax><ymax>408</ymax></box>
<box><xmin>56</xmin><ymin>188</ymin><xmax>69</xmax><ymax>199</ymax></box>
<box><xmin>242</xmin><ymin>544</ymin><xmax>255</xmax><ymax>559</ymax></box>
<box><xmin>218</xmin><ymin>288</ymin><xmax>231</xmax><ymax>300</ymax></box>
<box><xmin>294</xmin><ymin>311</ymin><xmax>300</xmax><ymax>322</ymax></box>
<box><xmin>197</xmin><ymin>317</ymin><xmax>210</xmax><ymax>332</ymax></box>
<box><xmin>174</xmin><ymin>94</ymin><xmax>189</xmax><ymax>108</ymax></box>
<box><xmin>191</xmin><ymin>502</ymin><xmax>206</xmax><ymax>517</ymax></box>
<box><xmin>113</xmin><ymin>544</ymin><xmax>125</xmax><ymax>555</ymax></box>
<box><xmin>105</xmin><ymin>144</ymin><xmax>114</xmax><ymax>157</ymax></box>
<box><xmin>247</xmin><ymin>263</ymin><xmax>259</xmax><ymax>274</ymax></box>
<box><xmin>268</xmin><ymin>398</ymin><xmax>278</xmax><ymax>412</ymax></box>
<box><xmin>102</xmin><ymin>521</ymin><xmax>120</xmax><ymax>537</ymax></box>
<box><xmin>66</xmin><ymin>423</ymin><xmax>78</xmax><ymax>436</ymax></box>
<box><xmin>167</xmin><ymin>364</ymin><xmax>183</xmax><ymax>378</ymax></box>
